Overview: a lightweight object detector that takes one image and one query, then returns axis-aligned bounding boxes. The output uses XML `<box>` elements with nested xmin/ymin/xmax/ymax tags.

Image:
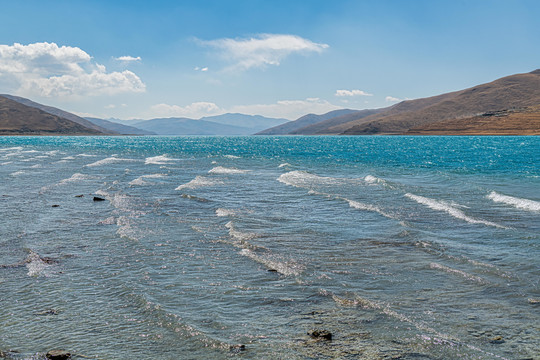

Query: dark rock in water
<box><xmin>229</xmin><ymin>344</ymin><xmax>246</xmax><ymax>353</ymax></box>
<box><xmin>93</xmin><ymin>196</ymin><xmax>105</xmax><ymax>202</ymax></box>
<box><xmin>528</xmin><ymin>298</ymin><xmax>540</xmax><ymax>305</ymax></box>
<box><xmin>308</xmin><ymin>329</ymin><xmax>332</xmax><ymax>340</ymax></box>
<box><xmin>268</xmin><ymin>269</ymin><xmax>278</xmax><ymax>272</ymax></box>
<box><xmin>46</xmin><ymin>350</ymin><xmax>71</xmax><ymax>359</ymax></box>
<box><xmin>51</xmin><ymin>204</ymin><xmax>60</xmax><ymax>207</ymax></box>
<box><xmin>489</xmin><ymin>335</ymin><xmax>505</xmax><ymax>344</ymax></box>
<box><xmin>75</xmin><ymin>194</ymin><xmax>84</xmax><ymax>198</ymax></box>
<box><xmin>36</xmin><ymin>309</ymin><xmax>59</xmax><ymax>316</ymax></box>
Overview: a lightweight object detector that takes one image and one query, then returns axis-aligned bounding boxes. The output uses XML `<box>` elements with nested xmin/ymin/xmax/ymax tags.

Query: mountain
<box><xmin>132</xmin><ymin>117</ymin><xmax>253</xmax><ymax>135</ymax></box>
<box><xmin>1</xmin><ymin>94</ymin><xmax>113</xmax><ymax>134</ymax></box>
<box><xmin>85</xmin><ymin>117</ymin><xmax>156</xmax><ymax>135</ymax></box>
<box><xmin>289</xmin><ymin>108</ymin><xmax>384</xmax><ymax>135</ymax></box>
<box><xmin>325</xmin><ymin>69</ymin><xmax>540</xmax><ymax>135</ymax></box>
<box><xmin>256</xmin><ymin>109</ymin><xmax>358</xmax><ymax>135</ymax></box>
<box><xmin>199</xmin><ymin>113</ymin><xmax>287</xmax><ymax>132</ymax></box>
<box><xmin>0</xmin><ymin>96</ymin><xmax>105</xmax><ymax>135</ymax></box>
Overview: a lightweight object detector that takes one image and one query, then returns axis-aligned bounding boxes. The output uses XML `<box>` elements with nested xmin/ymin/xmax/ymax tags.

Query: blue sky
<box><xmin>0</xmin><ymin>0</ymin><xmax>538</xmax><ymax>120</ymax></box>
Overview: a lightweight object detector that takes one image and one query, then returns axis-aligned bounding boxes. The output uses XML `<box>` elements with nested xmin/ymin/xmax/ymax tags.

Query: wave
<box><xmin>278</xmin><ymin>163</ymin><xmax>292</xmax><ymax>168</ymax></box>
<box><xmin>85</xmin><ymin>157</ymin><xmax>136</xmax><ymax>167</ymax></box>
<box><xmin>175</xmin><ymin>176</ymin><xmax>223</xmax><ymax>190</ymax></box>
<box><xmin>278</xmin><ymin>170</ymin><xmax>345</xmax><ymax>188</ymax></box>
<box><xmin>429</xmin><ymin>262</ymin><xmax>486</xmax><ymax>284</ymax></box>
<box><xmin>1</xmin><ymin>161</ymin><xmax>13</xmax><ymax>165</ymax></box>
<box><xmin>225</xmin><ymin>221</ymin><xmax>258</xmax><ymax>243</ymax></box>
<box><xmin>10</xmin><ymin>170</ymin><xmax>25</xmax><ymax>176</ymax></box>
<box><xmin>487</xmin><ymin>191</ymin><xmax>540</xmax><ymax>212</ymax></box>
<box><xmin>0</xmin><ymin>146</ymin><xmax>23</xmax><ymax>152</ymax></box>
<box><xmin>216</xmin><ymin>208</ymin><xmax>237</xmax><ymax>217</ymax></box>
<box><xmin>223</xmin><ymin>154</ymin><xmax>240</xmax><ymax>159</ymax></box>
<box><xmin>239</xmin><ymin>248</ymin><xmax>303</xmax><ymax>276</ymax></box>
<box><xmin>145</xmin><ymin>155</ymin><xmax>178</xmax><ymax>165</ymax></box>
<box><xmin>342</xmin><ymin>198</ymin><xmax>395</xmax><ymax>219</ymax></box>
<box><xmin>405</xmin><ymin>193</ymin><xmax>506</xmax><ymax>228</ymax></box>
<box><xmin>129</xmin><ymin>173</ymin><xmax>167</xmax><ymax>186</ymax></box>
<box><xmin>364</xmin><ymin>175</ymin><xmax>385</xmax><ymax>185</ymax></box>
<box><xmin>208</xmin><ymin>166</ymin><xmax>250</xmax><ymax>174</ymax></box>
<box><xmin>59</xmin><ymin>173</ymin><xmax>96</xmax><ymax>185</ymax></box>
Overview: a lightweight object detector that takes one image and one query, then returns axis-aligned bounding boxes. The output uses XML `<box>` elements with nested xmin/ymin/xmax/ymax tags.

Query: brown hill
<box><xmin>1</xmin><ymin>94</ymin><xmax>113</xmax><ymax>134</ymax></box>
<box><xmin>289</xmin><ymin>108</ymin><xmax>383</xmax><ymax>135</ymax></box>
<box><xmin>317</xmin><ymin>69</ymin><xmax>540</xmax><ymax>135</ymax></box>
<box><xmin>0</xmin><ymin>96</ymin><xmax>105</xmax><ymax>135</ymax></box>
<box><xmin>406</xmin><ymin>106</ymin><xmax>540</xmax><ymax>135</ymax></box>
<box><xmin>256</xmin><ymin>109</ymin><xmax>358</xmax><ymax>135</ymax></box>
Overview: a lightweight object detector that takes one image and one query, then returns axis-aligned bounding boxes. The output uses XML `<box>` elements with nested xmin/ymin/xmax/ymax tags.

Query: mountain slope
<box><xmin>1</xmin><ymin>94</ymin><xmax>114</xmax><ymax>134</ymax></box>
<box><xmin>256</xmin><ymin>109</ymin><xmax>358</xmax><ymax>135</ymax></box>
<box><xmin>330</xmin><ymin>69</ymin><xmax>540</xmax><ymax>135</ymax></box>
<box><xmin>85</xmin><ymin>117</ymin><xmax>156</xmax><ymax>135</ymax></box>
<box><xmin>289</xmin><ymin>108</ymin><xmax>384</xmax><ymax>134</ymax></box>
<box><xmin>0</xmin><ymin>96</ymin><xmax>104</xmax><ymax>135</ymax></box>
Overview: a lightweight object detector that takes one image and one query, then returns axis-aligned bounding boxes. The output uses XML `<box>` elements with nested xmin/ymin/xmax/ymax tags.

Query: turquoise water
<box><xmin>0</xmin><ymin>136</ymin><xmax>538</xmax><ymax>359</ymax></box>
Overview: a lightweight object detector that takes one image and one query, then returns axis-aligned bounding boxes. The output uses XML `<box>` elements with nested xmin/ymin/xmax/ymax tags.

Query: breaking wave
<box><xmin>208</xmin><ymin>166</ymin><xmax>250</xmax><ymax>174</ymax></box>
<box><xmin>175</xmin><ymin>176</ymin><xmax>223</xmax><ymax>190</ymax></box>
<box><xmin>85</xmin><ymin>157</ymin><xmax>136</xmax><ymax>167</ymax></box>
<box><xmin>129</xmin><ymin>173</ymin><xmax>167</xmax><ymax>186</ymax></box>
<box><xmin>405</xmin><ymin>193</ymin><xmax>506</xmax><ymax>228</ymax></box>
<box><xmin>487</xmin><ymin>191</ymin><xmax>540</xmax><ymax>212</ymax></box>
<box><xmin>145</xmin><ymin>155</ymin><xmax>178</xmax><ymax>165</ymax></box>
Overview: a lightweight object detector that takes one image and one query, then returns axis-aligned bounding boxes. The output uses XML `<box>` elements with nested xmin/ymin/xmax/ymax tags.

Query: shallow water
<box><xmin>0</xmin><ymin>136</ymin><xmax>538</xmax><ymax>359</ymax></box>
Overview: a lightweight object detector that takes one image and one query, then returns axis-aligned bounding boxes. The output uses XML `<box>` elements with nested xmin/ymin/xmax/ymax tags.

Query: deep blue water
<box><xmin>0</xmin><ymin>136</ymin><xmax>539</xmax><ymax>359</ymax></box>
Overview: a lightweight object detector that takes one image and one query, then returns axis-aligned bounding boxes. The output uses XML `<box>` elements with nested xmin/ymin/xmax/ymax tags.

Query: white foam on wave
<box><xmin>0</xmin><ymin>146</ymin><xmax>23</xmax><ymax>152</ymax></box>
<box><xmin>26</xmin><ymin>251</ymin><xmax>54</xmax><ymax>277</ymax></box>
<box><xmin>208</xmin><ymin>166</ymin><xmax>250</xmax><ymax>174</ymax></box>
<box><xmin>405</xmin><ymin>193</ymin><xmax>506</xmax><ymax>228</ymax></box>
<box><xmin>10</xmin><ymin>170</ymin><xmax>25</xmax><ymax>176</ymax></box>
<box><xmin>1</xmin><ymin>161</ymin><xmax>13</xmax><ymax>165</ymax></box>
<box><xmin>278</xmin><ymin>170</ymin><xmax>345</xmax><ymax>188</ymax></box>
<box><xmin>59</xmin><ymin>173</ymin><xmax>96</xmax><ymax>185</ymax></box>
<box><xmin>239</xmin><ymin>249</ymin><xmax>303</xmax><ymax>276</ymax></box>
<box><xmin>216</xmin><ymin>208</ymin><xmax>237</xmax><ymax>217</ymax></box>
<box><xmin>85</xmin><ymin>157</ymin><xmax>136</xmax><ymax>167</ymax></box>
<box><xmin>225</xmin><ymin>221</ymin><xmax>258</xmax><ymax>242</ymax></box>
<box><xmin>76</xmin><ymin>153</ymin><xmax>97</xmax><ymax>157</ymax></box>
<box><xmin>145</xmin><ymin>155</ymin><xmax>178</xmax><ymax>165</ymax></box>
<box><xmin>223</xmin><ymin>154</ymin><xmax>240</xmax><ymax>159</ymax></box>
<box><xmin>430</xmin><ymin>262</ymin><xmax>486</xmax><ymax>283</ymax></box>
<box><xmin>364</xmin><ymin>175</ymin><xmax>384</xmax><ymax>184</ymax></box>
<box><xmin>278</xmin><ymin>163</ymin><xmax>292</xmax><ymax>168</ymax></box>
<box><xmin>175</xmin><ymin>176</ymin><xmax>223</xmax><ymax>190</ymax></box>
<box><xmin>129</xmin><ymin>173</ymin><xmax>167</xmax><ymax>186</ymax></box>
<box><xmin>343</xmin><ymin>198</ymin><xmax>394</xmax><ymax>219</ymax></box>
<box><xmin>487</xmin><ymin>191</ymin><xmax>540</xmax><ymax>212</ymax></box>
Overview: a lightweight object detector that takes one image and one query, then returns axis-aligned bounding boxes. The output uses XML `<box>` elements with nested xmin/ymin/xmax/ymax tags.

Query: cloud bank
<box><xmin>201</xmin><ymin>34</ymin><xmax>328</xmax><ymax>70</ymax></box>
<box><xmin>150</xmin><ymin>98</ymin><xmax>341</xmax><ymax>120</ymax></box>
<box><xmin>0</xmin><ymin>42</ymin><xmax>145</xmax><ymax>97</ymax></box>
<box><xmin>335</xmin><ymin>89</ymin><xmax>373</xmax><ymax>97</ymax></box>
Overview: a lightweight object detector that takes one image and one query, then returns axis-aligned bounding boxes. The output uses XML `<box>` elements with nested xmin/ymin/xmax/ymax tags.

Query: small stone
<box><xmin>75</xmin><ymin>194</ymin><xmax>84</xmax><ymax>198</ymax></box>
<box><xmin>229</xmin><ymin>344</ymin><xmax>246</xmax><ymax>353</ymax></box>
<box><xmin>308</xmin><ymin>329</ymin><xmax>332</xmax><ymax>341</ymax></box>
<box><xmin>267</xmin><ymin>269</ymin><xmax>278</xmax><ymax>272</ymax></box>
<box><xmin>93</xmin><ymin>196</ymin><xmax>105</xmax><ymax>202</ymax></box>
<box><xmin>46</xmin><ymin>350</ymin><xmax>71</xmax><ymax>359</ymax></box>
<box><xmin>528</xmin><ymin>298</ymin><xmax>540</xmax><ymax>305</ymax></box>
<box><xmin>37</xmin><ymin>309</ymin><xmax>59</xmax><ymax>316</ymax></box>
<box><xmin>51</xmin><ymin>204</ymin><xmax>60</xmax><ymax>207</ymax></box>
<box><xmin>490</xmin><ymin>336</ymin><xmax>505</xmax><ymax>344</ymax></box>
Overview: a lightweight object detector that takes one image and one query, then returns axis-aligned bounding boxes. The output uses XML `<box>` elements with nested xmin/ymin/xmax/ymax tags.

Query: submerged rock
<box><xmin>93</xmin><ymin>196</ymin><xmax>105</xmax><ymax>202</ymax></box>
<box><xmin>528</xmin><ymin>298</ymin><xmax>540</xmax><ymax>305</ymax></box>
<box><xmin>229</xmin><ymin>344</ymin><xmax>246</xmax><ymax>353</ymax></box>
<box><xmin>75</xmin><ymin>194</ymin><xmax>84</xmax><ymax>198</ymax></box>
<box><xmin>489</xmin><ymin>336</ymin><xmax>505</xmax><ymax>344</ymax></box>
<box><xmin>36</xmin><ymin>309</ymin><xmax>59</xmax><ymax>316</ymax></box>
<box><xmin>51</xmin><ymin>204</ymin><xmax>60</xmax><ymax>208</ymax></box>
<box><xmin>46</xmin><ymin>350</ymin><xmax>71</xmax><ymax>359</ymax></box>
<box><xmin>308</xmin><ymin>329</ymin><xmax>332</xmax><ymax>341</ymax></box>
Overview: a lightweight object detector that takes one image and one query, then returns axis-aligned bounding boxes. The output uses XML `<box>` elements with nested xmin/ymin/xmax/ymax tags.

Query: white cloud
<box><xmin>150</xmin><ymin>102</ymin><xmax>223</xmax><ymax>118</ymax></box>
<box><xmin>229</xmin><ymin>98</ymin><xmax>341</xmax><ymax>119</ymax></box>
<box><xmin>115</xmin><ymin>55</ymin><xmax>141</xmax><ymax>62</ymax></box>
<box><xmin>335</xmin><ymin>89</ymin><xmax>373</xmax><ymax>97</ymax></box>
<box><xmin>201</xmin><ymin>67</ymin><xmax>208</xmax><ymax>72</ymax></box>
<box><xmin>194</xmin><ymin>66</ymin><xmax>209</xmax><ymax>72</ymax></box>
<box><xmin>200</xmin><ymin>34</ymin><xmax>328</xmax><ymax>70</ymax></box>
<box><xmin>148</xmin><ymin>98</ymin><xmax>341</xmax><ymax>120</ymax></box>
<box><xmin>0</xmin><ymin>42</ymin><xmax>145</xmax><ymax>97</ymax></box>
<box><xmin>385</xmin><ymin>96</ymin><xmax>401</xmax><ymax>102</ymax></box>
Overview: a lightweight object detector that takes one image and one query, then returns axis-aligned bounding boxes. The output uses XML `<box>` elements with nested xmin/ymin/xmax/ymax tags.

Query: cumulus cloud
<box><xmin>385</xmin><ymin>96</ymin><xmax>401</xmax><ymax>102</ymax></box>
<box><xmin>0</xmin><ymin>42</ymin><xmax>145</xmax><ymax>97</ymax></box>
<box><xmin>149</xmin><ymin>98</ymin><xmax>341</xmax><ymax>120</ymax></box>
<box><xmin>200</xmin><ymin>34</ymin><xmax>328</xmax><ymax>70</ymax></box>
<box><xmin>335</xmin><ymin>89</ymin><xmax>373</xmax><ymax>97</ymax></box>
<box><xmin>229</xmin><ymin>98</ymin><xmax>341</xmax><ymax>119</ymax></box>
<box><xmin>115</xmin><ymin>55</ymin><xmax>141</xmax><ymax>62</ymax></box>
<box><xmin>194</xmin><ymin>66</ymin><xmax>208</xmax><ymax>72</ymax></box>
<box><xmin>151</xmin><ymin>102</ymin><xmax>223</xmax><ymax>118</ymax></box>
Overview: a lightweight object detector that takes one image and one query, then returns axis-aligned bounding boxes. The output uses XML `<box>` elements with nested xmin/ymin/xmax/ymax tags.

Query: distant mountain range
<box><xmin>1</xmin><ymin>69</ymin><xmax>539</xmax><ymax>136</ymax></box>
<box><xmin>108</xmin><ymin>113</ymin><xmax>288</xmax><ymax>135</ymax></box>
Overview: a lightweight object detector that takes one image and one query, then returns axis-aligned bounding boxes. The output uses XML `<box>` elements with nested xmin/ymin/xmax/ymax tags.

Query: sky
<box><xmin>0</xmin><ymin>0</ymin><xmax>539</xmax><ymax>121</ymax></box>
